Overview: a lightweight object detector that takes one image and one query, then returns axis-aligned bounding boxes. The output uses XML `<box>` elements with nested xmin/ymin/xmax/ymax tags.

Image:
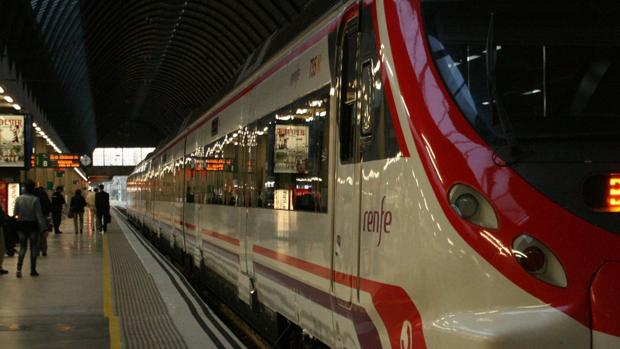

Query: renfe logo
<box><xmin>362</xmin><ymin>196</ymin><xmax>392</xmax><ymax>246</ymax></box>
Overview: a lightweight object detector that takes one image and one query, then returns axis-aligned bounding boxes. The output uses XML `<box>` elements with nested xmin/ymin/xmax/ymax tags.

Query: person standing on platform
<box><xmin>95</xmin><ymin>184</ymin><xmax>110</xmax><ymax>233</ymax></box>
<box><xmin>86</xmin><ymin>188</ymin><xmax>97</xmax><ymax>232</ymax></box>
<box><xmin>70</xmin><ymin>189</ymin><xmax>87</xmax><ymax>234</ymax></box>
<box><xmin>14</xmin><ymin>180</ymin><xmax>47</xmax><ymax>277</ymax></box>
<box><xmin>51</xmin><ymin>186</ymin><xmax>65</xmax><ymax>234</ymax></box>
<box><xmin>35</xmin><ymin>187</ymin><xmax>52</xmax><ymax>256</ymax></box>
<box><xmin>0</xmin><ymin>203</ymin><xmax>9</xmax><ymax>274</ymax></box>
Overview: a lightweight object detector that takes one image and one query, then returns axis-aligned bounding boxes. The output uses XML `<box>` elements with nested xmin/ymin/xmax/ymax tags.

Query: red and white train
<box><xmin>128</xmin><ymin>1</ymin><xmax>620</xmax><ymax>348</ymax></box>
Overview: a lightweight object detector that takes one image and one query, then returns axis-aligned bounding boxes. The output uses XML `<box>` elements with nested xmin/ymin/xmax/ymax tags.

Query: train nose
<box><xmin>590</xmin><ymin>262</ymin><xmax>620</xmax><ymax>348</ymax></box>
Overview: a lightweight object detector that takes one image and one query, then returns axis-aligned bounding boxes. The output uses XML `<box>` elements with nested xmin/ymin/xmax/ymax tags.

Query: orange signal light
<box><xmin>608</xmin><ymin>177</ymin><xmax>620</xmax><ymax>210</ymax></box>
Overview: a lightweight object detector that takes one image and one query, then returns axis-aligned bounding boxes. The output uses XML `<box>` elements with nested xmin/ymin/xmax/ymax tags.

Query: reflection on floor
<box><xmin>0</xmin><ymin>209</ymin><xmax>108</xmax><ymax>349</ymax></box>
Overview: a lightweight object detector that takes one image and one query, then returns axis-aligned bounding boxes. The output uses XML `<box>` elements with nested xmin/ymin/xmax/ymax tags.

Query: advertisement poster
<box><xmin>274</xmin><ymin>124</ymin><xmax>308</xmax><ymax>173</ymax></box>
<box><xmin>7</xmin><ymin>183</ymin><xmax>19</xmax><ymax>217</ymax></box>
<box><xmin>0</xmin><ymin>115</ymin><xmax>24</xmax><ymax>167</ymax></box>
<box><xmin>274</xmin><ymin>189</ymin><xmax>290</xmax><ymax>210</ymax></box>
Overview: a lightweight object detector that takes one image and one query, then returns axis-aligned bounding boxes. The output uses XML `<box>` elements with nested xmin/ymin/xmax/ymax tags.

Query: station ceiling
<box><xmin>0</xmin><ymin>0</ymin><xmax>333</xmax><ymax>154</ymax></box>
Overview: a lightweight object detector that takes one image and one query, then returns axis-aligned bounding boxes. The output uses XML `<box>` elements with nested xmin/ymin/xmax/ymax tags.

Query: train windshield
<box><xmin>421</xmin><ymin>1</ymin><xmax>620</xmax><ymax>142</ymax></box>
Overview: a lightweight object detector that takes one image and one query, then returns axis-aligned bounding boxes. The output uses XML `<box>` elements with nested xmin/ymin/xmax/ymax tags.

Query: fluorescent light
<box><xmin>74</xmin><ymin>168</ymin><xmax>87</xmax><ymax>181</ymax></box>
<box><xmin>3</xmin><ymin>96</ymin><xmax>13</xmax><ymax>103</ymax></box>
<box><xmin>522</xmin><ymin>89</ymin><xmax>542</xmax><ymax>96</ymax></box>
<box><xmin>12</xmin><ymin>104</ymin><xmax>21</xmax><ymax>111</ymax></box>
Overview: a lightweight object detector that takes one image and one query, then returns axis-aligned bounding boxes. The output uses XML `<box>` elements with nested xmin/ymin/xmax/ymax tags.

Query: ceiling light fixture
<box><xmin>3</xmin><ymin>96</ymin><xmax>13</xmax><ymax>103</ymax></box>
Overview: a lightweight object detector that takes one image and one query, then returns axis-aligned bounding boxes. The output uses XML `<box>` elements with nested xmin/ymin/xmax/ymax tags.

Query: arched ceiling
<box><xmin>0</xmin><ymin>0</ymin><xmax>334</xmax><ymax>154</ymax></box>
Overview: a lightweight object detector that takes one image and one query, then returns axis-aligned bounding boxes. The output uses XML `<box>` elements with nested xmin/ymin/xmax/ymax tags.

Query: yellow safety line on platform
<box><xmin>103</xmin><ymin>234</ymin><xmax>122</xmax><ymax>349</ymax></box>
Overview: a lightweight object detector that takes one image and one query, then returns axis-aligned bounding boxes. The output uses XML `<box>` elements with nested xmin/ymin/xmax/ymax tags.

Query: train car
<box><xmin>128</xmin><ymin>1</ymin><xmax>620</xmax><ymax>348</ymax></box>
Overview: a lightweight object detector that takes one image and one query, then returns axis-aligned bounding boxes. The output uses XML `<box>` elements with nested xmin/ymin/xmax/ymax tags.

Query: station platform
<box><xmin>0</xmin><ymin>208</ymin><xmax>246</xmax><ymax>349</ymax></box>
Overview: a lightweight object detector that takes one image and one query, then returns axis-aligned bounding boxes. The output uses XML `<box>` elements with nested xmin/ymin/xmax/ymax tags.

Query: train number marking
<box><xmin>309</xmin><ymin>55</ymin><xmax>321</xmax><ymax>77</ymax></box>
<box><xmin>290</xmin><ymin>65</ymin><xmax>301</xmax><ymax>86</ymax></box>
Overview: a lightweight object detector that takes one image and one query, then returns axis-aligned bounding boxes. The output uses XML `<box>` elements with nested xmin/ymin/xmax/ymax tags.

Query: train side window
<box><xmin>249</xmin><ymin>116</ymin><xmax>274</xmax><ymax>209</ymax></box>
<box><xmin>360</xmin><ymin>60</ymin><xmax>374</xmax><ymax>136</ymax></box>
<box><xmin>340</xmin><ymin>30</ymin><xmax>358</xmax><ymax>163</ymax></box>
<box><xmin>357</xmin><ymin>8</ymin><xmax>400</xmax><ymax>161</ymax></box>
<box><xmin>247</xmin><ymin>87</ymin><xmax>330</xmax><ymax>212</ymax></box>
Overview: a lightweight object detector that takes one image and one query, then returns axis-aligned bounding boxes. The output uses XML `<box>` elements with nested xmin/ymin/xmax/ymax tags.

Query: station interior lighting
<box><xmin>0</xmin><ymin>85</ymin><xmax>85</xmax><ymax>181</ymax></box>
<box><xmin>0</xmin><ymin>85</ymin><xmax>25</xmax><ymax>111</ymax></box>
<box><xmin>33</xmin><ymin>122</ymin><xmax>62</xmax><ymax>154</ymax></box>
<box><xmin>73</xmin><ymin>168</ymin><xmax>88</xmax><ymax>182</ymax></box>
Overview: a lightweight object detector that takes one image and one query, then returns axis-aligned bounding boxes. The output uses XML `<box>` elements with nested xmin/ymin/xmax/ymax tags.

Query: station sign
<box><xmin>206</xmin><ymin>158</ymin><xmax>233</xmax><ymax>172</ymax></box>
<box><xmin>34</xmin><ymin>153</ymin><xmax>81</xmax><ymax>168</ymax></box>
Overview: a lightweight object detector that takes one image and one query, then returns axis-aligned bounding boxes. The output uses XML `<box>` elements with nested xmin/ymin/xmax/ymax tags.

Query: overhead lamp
<box><xmin>74</xmin><ymin>168</ymin><xmax>87</xmax><ymax>181</ymax></box>
<box><xmin>35</xmin><ymin>126</ymin><xmax>41</xmax><ymax>132</ymax></box>
<box><xmin>0</xmin><ymin>86</ymin><xmax>4</xmax><ymax>94</ymax></box>
<box><xmin>12</xmin><ymin>104</ymin><xmax>21</xmax><ymax>111</ymax></box>
<box><xmin>3</xmin><ymin>96</ymin><xmax>13</xmax><ymax>103</ymax></box>
<box><xmin>32</xmin><ymin>122</ymin><xmax>37</xmax><ymax>127</ymax></box>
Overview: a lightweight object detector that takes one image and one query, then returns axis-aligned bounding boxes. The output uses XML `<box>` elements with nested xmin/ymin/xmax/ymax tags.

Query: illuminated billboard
<box><xmin>0</xmin><ymin>115</ymin><xmax>24</xmax><ymax>167</ymax></box>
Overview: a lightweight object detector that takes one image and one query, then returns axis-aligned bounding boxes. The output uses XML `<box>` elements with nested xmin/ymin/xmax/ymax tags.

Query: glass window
<box><xmin>253</xmin><ymin>87</ymin><xmax>330</xmax><ymax>212</ymax></box>
<box><xmin>340</xmin><ymin>30</ymin><xmax>358</xmax><ymax>163</ymax></box>
<box><xmin>422</xmin><ymin>1</ymin><xmax>620</xmax><ymax>143</ymax></box>
<box><xmin>93</xmin><ymin>148</ymin><xmax>104</xmax><ymax>166</ymax></box>
<box><xmin>200</xmin><ymin>86</ymin><xmax>330</xmax><ymax>212</ymax></box>
<box><xmin>92</xmin><ymin>147</ymin><xmax>156</xmax><ymax>166</ymax></box>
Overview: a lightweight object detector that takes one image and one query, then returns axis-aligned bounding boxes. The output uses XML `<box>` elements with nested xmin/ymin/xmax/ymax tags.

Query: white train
<box><xmin>128</xmin><ymin>1</ymin><xmax>620</xmax><ymax>348</ymax></box>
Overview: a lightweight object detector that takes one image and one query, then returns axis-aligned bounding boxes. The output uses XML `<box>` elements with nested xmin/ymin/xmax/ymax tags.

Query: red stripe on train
<box><xmin>201</xmin><ymin>228</ymin><xmax>240</xmax><ymax>246</ymax></box>
<box><xmin>253</xmin><ymin>244</ymin><xmax>426</xmax><ymax>349</ymax></box>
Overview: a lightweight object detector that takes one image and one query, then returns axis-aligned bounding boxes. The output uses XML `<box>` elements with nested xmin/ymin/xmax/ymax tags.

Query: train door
<box><xmin>332</xmin><ymin>17</ymin><xmax>360</xmax><ymax>309</ymax></box>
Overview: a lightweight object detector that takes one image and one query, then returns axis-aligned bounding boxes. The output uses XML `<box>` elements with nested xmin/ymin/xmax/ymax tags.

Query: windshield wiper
<box><xmin>486</xmin><ymin>12</ymin><xmax>519</xmax><ymax>163</ymax></box>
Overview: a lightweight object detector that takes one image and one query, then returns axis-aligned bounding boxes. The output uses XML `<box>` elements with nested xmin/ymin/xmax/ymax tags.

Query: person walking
<box><xmin>0</xmin><ymin>203</ymin><xmax>9</xmax><ymax>274</ymax></box>
<box><xmin>95</xmin><ymin>184</ymin><xmax>110</xmax><ymax>233</ymax></box>
<box><xmin>86</xmin><ymin>188</ymin><xmax>97</xmax><ymax>232</ymax></box>
<box><xmin>51</xmin><ymin>186</ymin><xmax>65</xmax><ymax>234</ymax></box>
<box><xmin>70</xmin><ymin>189</ymin><xmax>87</xmax><ymax>234</ymax></box>
<box><xmin>35</xmin><ymin>187</ymin><xmax>52</xmax><ymax>256</ymax></box>
<box><xmin>14</xmin><ymin>180</ymin><xmax>47</xmax><ymax>277</ymax></box>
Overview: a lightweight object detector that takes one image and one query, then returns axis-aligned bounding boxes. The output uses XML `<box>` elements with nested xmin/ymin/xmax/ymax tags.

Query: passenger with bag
<box><xmin>14</xmin><ymin>180</ymin><xmax>47</xmax><ymax>277</ymax></box>
<box><xmin>95</xmin><ymin>184</ymin><xmax>110</xmax><ymax>233</ymax></box>
<box><xmin>69</xmin><ymin>189</ymin><xmax>87</xmax><ymax>234</ymax></box>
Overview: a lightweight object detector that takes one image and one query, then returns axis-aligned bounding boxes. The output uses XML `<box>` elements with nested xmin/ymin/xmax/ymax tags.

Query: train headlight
<box><xmin>515</xmin><ymin>246</ymin><xmax>546</xmax><ymax>273</ymax></box>
<box><xmin>454</xmin><ymin>193</ymin><xmax>479</xmax><ymax>219</ymax></box>
<box><xmin>448</xmin><ymin>184</ymin><xmax>498</xmax><ymax>229</ymax></box>
<box><xmin>513</xmin><ymin>234</ymin><xmax>567</xmax><ymax>287</ymax></box>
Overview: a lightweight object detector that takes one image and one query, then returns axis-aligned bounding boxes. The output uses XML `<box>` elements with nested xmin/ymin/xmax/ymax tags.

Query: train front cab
<box><xmin>379</xmin><ymin>0</ymin><xmax>620</xmax><ymax>348</ymax></box>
